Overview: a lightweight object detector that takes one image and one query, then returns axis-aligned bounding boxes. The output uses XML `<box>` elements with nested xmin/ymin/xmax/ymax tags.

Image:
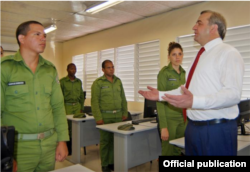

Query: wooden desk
<box><xmin>96</xmin><ymin>121</ymin><xmax>161</xmax><ymax>172</ymax></box>
<box><xmin>66</xmin><ymin>115</ymin><xmax>100</xmax><ymax>164</ymax></box>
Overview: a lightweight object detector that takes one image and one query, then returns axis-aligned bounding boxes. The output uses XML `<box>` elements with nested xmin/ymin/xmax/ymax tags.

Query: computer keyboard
<box><xmin>132</xmin><ymin>117</ymin><xmax>156</xmax><ymax>125</ymax></box>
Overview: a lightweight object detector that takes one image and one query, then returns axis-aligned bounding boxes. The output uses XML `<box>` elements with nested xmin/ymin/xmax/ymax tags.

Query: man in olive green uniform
<box><xmin>156</xmin><ymin>62</ymin><xmax>186</xmax><ymax>156</ymax></box>
<box><xmin>1</xmin><ymin>21</ymin><xmax>69</xmax><ymax>172</ymax></box>
<box><xmin>91</xmin><ymin>60</ymin><xmax>127</xmax><ymax>172</ymax></box>
<box><xmin>60</xmin><ymin>63</ymin><xmax>85</xmax><ymax>155</ymax></box>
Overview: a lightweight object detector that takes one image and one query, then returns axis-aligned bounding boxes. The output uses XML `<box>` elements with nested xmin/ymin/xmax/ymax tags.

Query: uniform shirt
<box><xmin>91</xmin><ymin>75</ymin><xmax>128</xmax><ymax>122</ymax></box>
<box><xmin>1</xmin><ymin>50</ymin><xmax>69</xmax><ymax>142</ymax></box>
<box><xmin>159</xmin><ymin>38</ymin><xmax>244</xmax><ymax>121</ymax></box>
<box><xmin>156</xmin><ymin>63</ymin><xmax>186</xmax><ymax>129</ymax></box>
<box><xmin>60</xmin><ymin>76</ymin><xmax>85</xmax><ymax>110</ymax></box>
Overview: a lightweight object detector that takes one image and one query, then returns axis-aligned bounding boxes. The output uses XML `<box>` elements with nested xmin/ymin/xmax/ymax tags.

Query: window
<box><xmin>72</xmin><ymin>40</ymin><xmax>160</xmax><ymax>102</ymax></box>
<box><xmin>72</xmin><ymin>54</ymin><xmax>84</xmax><ymax>90</ymax></box>
<box><xmin>85</xmin><ymin>52</ymin><xmax>98</xmax><ymax>98</ymax></box>
<box><xmin>177</xmin><ymin>25</ymin><xmax>250</xmax><ymax>99</ymax></box>
<box><xmin>116</xmin><ymin>45</ymin><xmax>135</xmax><ymax>101</ymax></box>
<box><xmin>136</xmin><ymin>40</ymin><xmax>160</xmax><ymax>102</ymax></box>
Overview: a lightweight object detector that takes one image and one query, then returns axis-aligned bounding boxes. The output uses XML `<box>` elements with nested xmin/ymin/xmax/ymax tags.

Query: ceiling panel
<box><xmin>0</xmin><ymin>1</ymin><xmax>202</xmax><ymax>50</ymax></box>
<box><xmin>1</xmin><ymin>30</ymin><xmax>16</xmax><ymax>37</ymax></box>
<box><xmin>56</xmin><ymin>22</ymin><xmax>99</xmax><ymax>33</ymax></box>
<box><xmin>1</xmin><ymin>21</ymin><xmax>20</xmax><ymax>34</ymax></box>
<box><xmin>111</xmin><ymin>1</ymin><xmax>173</xmax><ymax>16</ymax></box>
<box><xmin>64</xmin><ymin>14</ymin><xmax>120</xmax><ymax>29</ymax></box>
<box><xmin>1</xmin><ymin>1</ymin><xmax>72</xmax><ymax>22</ymax></box>
<box><xmin>1</xmin><ymin>11</ymin><xmax>50</xmax><ymax>26</ymax></box>
<box><xmin>20</xmin><ymin>1</ymin><xmax>88</xmax><ymax>13</ymax></box>
<box><xmin>155</xmin><ymin>1</ymin><xmax>199</xmax><ymax>8</ymax></box>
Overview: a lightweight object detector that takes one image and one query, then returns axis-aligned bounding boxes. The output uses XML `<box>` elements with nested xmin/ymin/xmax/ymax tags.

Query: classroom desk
<box><xmin>50</xmin><ymin>164</ymin><xmax>94</xmax><ymax>172</ymax></box>
<box><xmin>169</xmin><ymin>123</ymin><xmax>250</xmax><ymax>155</ymax></box>
<box><xmin>66</xmin><ymin>115</ymin><xmax>100</xmax><ymax>164</ymax></box>
<box><xmin>96</xmin><ymin>121</ymin><xmax>161</xmax><ymax>172</ymax></box>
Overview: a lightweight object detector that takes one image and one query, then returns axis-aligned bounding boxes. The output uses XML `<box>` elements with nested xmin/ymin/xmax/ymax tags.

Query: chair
<box><xmin>83</xmin><ymin>106</ymin><xmax>92</xmax><ymax>114</ymax></box>
<box><xmin>124</xmin><ymin>111</ymin><xmax>132</xmax><ymax>121</ymax></box>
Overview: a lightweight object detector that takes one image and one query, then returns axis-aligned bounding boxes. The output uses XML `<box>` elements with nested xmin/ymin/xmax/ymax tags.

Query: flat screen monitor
<box><xmin>143</xmin><ymin>98</ymin><xmax>158</xmax><ymax>118</ymax></box>
<box><xmin>237</xmin><ymin>99</ymin><xmax>250</xmax><ymax>135</ymax></box>
<box><xmin>83</xmin><ymin>91</ymin><xmax>86</xmax><ymax>99</ymax></box>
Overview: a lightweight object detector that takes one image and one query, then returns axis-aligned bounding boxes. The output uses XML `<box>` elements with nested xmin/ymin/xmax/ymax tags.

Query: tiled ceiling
<box><xmin>1</xmin><ymin>1</ymin><xmax>202</xmax><ymax>49</ymax></box>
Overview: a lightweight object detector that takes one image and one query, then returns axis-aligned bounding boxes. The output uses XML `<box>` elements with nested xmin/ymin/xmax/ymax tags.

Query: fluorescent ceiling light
<box><xmin>44</xmin><ymin>24</ymin><xmax>57</xmax><ymax>34</ymax></box>
<box><xmin>86</xmin><ymin>0</ymin><xmax>124</xmax><ymax>14</ymax></box>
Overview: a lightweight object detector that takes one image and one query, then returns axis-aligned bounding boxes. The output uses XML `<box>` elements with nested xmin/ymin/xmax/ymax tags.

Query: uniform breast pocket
<box><xmin>44</xmin><ymin>87</ymin><xmax>52</xmax><ymax>97</ymax></box>
<box><xmin>5</xmin><ymin>85</ymin><xmax>31</xmax><ymax>112</ymax></box>
<box><xmin>117</xmin><ymin>87</ymin><xmax>121</xmax><ymax>94</ymax></box>
<box><xmin>167</xmin><ymin>80</ymin><xmax>178</xmax><ymax>90</ymax></box>
<box><xmin>101</xmin><ymin>87</ymin><xmax>111</xmax><ymax>97</ymax></box>
<box><xmin>42</xmin><ymin>86</ymin><xmax>52</xmax><ymax>110</ymax></box>
<box><xmin>74</xmin><ymin>87</ymin><xmax>80</xmax><ymax>95</ymax></box>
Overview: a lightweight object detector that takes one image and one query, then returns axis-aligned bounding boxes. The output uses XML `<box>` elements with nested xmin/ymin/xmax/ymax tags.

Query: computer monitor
<box><xmin>83</xmin><ymin>91</ymin><xmax>86</xmax><ymax>99</ymax></box>
<box><xmin>237</xmin><ymin>99</ymin><xmax>250</xmax><ymax>135</ymax></box>
<box><xmin>143</xmin><ymin>98</ymin><xmax>158</xmax><ymax>118</ymax></box>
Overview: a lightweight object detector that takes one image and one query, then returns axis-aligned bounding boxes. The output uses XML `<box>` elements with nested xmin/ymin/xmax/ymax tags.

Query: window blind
<box><xmin>116</xmin><ymin>45</ymin><xmax>135</xmax><ymax>101</ymax></box>
<box><xmin>137</xmin><ymin>40</ymin><xmax>160</xmax><ymax>102</ymax></box>
<box><xmin>85</xmin><ymin>52</ymin><xmax>98</xmax><ymax>98</ymax></box>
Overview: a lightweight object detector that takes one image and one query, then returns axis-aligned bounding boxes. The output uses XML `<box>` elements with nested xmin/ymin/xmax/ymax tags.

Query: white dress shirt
<box><xmin>159</xmin><ymin>38</ymin><xmax>244</xmax><ymax>121</ymax></box>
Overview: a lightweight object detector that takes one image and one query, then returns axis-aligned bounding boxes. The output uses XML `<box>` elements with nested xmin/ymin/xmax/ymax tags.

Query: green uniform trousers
<box><xmin>65</xmin><ymin>103</ymin><xmax>81</xmax><ymax>137</ymax></box>
<box><xmin>161</xmin><ymin>117</ymin><xmax>187</xmax><ymax>156</ymax></box>
<box><xmin>14</xmin><ymin>132</ymin><xmax>57</xmax><ymax>172</ymax></box>
<box><xmin>99</xmin><ymin>112</ymin><xmax>122</xmax><ymax>167</ymax></box>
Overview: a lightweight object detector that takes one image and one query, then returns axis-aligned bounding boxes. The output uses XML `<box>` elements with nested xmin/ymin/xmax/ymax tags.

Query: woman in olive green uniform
<box><xmin>156</xmin><ymin>42</ymin><xmax>186</xmax><ymax>156</ymax></box>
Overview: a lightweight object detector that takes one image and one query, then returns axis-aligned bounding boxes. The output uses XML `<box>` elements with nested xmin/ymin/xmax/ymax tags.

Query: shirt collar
<box><xmin>65</xmin><ymin>76</ymin><xmax>71</xmax><ymax>81</ymax></box>
<box><xmin>101</xmin><ymin>74</ymin><xmax>117</xmax><ymax>81</ymax></box>
<box><xmin>65</xmin><ymin>76</ymin><xmax>78</xmax><ymax>81</ymax></box>
<box><xmin>14</xmin><ymin>50</ymin><xmax>47</xmax><ymax>66</ymax></box>
<box><xmin>204</xmin><ymin>38</ymin><xmax>223</xmax><ymax>52</ymax></box>
<box><xmin>167</xmin><ymin>62</ymin><xmax>185</xmax><ymax>73</ymax></box>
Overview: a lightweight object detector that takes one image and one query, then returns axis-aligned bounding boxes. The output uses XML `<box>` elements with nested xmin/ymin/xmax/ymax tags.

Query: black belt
<box><xmin>188</xmin><ymin>118</ymin><xmax>233</xmax><ymax>126</ymax></box>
